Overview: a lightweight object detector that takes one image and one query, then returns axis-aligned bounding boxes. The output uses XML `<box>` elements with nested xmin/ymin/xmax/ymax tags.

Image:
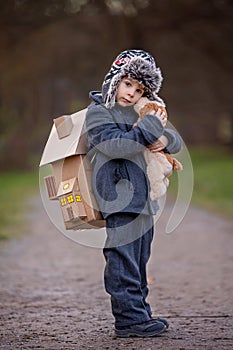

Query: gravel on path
<box><xmin>0</xmin><ymin>197</ymin><xmax>232</xmax><ymax>350</ymax></box>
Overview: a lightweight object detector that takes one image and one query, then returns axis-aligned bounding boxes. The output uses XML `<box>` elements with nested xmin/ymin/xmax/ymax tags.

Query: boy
<box><xmin>86</xmin><ymin>49</ymin><xmax>182</xmax><ymax>337</ymax></box>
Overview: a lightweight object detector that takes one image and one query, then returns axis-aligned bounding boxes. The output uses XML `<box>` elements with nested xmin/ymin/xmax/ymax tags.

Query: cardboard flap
<box><xmin>54</xmin><ymin>115</ymin><xmax>74</xmax><ymax>139</ymax></box>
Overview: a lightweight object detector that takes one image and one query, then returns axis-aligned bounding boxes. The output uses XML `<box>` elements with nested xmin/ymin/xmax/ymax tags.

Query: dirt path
<box><xmin>0</xmin><ymin>197</ymin><xmax>232</xmax><ymax>350</ymax></box>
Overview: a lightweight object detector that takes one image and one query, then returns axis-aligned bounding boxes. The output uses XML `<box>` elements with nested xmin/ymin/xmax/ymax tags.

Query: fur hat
<box><xmin>102</xmin><ymin>49</ymin><xmax>164</xmax><ymax>108</ymax></box>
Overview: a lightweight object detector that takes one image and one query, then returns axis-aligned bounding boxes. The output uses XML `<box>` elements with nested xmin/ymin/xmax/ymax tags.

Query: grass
<box><xmin>0</xmin><ymin>146</ymin><xmax>232</xmax><ymax>241</ymax></box>
<box><xmin>185</xmin><ymin>146</ymin><xmax>233</xmax><ymax>218</ymax></box>
<box><xmin>0</xmin><ymin>172</ymin><xmax>38</xmax><ymax>240</ymax></box>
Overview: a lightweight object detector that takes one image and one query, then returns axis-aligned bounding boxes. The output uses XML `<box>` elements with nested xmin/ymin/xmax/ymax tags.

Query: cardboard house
<box><xmin>40</xmin><ymin>109</ymin><xmax>105</xmax><ymax>230</ymax></box>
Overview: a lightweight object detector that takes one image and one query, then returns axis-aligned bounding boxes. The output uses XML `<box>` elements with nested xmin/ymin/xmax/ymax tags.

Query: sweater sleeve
<box><xmin>86</xmin><ymin>104</ymin><xmax>164</xmax><ymax>158</ymax></box>
<box><xmin>163</xmin><ymin>128</ymin><xmax>183</xmax><ymax>154</ymax></box>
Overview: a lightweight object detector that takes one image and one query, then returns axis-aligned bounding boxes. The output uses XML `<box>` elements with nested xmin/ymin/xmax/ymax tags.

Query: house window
<box><xmin>67</xmin><ymin>195</ymin><xmax>74</xmax><ymax>203</ymax></box>
<box><xmin>76</xmin><ymin>195</ymin><xmax>82</xmax><ymax>202</ymax></box>
<box><xmin>61</xmin><ymin>197</ymin><xmax>67</xmax><ymax>206</ymax></box>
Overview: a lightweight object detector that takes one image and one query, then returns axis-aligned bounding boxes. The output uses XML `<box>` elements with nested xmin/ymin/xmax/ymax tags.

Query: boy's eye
<box><xmin>125</xmin><ymin>81</ymin><xmax>131</xmax><ymax>87</ymax></box>
<box><xmin>136</xmin><ymin>88</ymin><xmax>143</xmax><ymax>94</ymax></box>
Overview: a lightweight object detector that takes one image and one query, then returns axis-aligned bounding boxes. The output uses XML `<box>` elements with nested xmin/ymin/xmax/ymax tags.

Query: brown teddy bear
<box><xmin>134</xmin><ymin>97</ymin><xmax>183</xmax><ymax>200</ymax></box>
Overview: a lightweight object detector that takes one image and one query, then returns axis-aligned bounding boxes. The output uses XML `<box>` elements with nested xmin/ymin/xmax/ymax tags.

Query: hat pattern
<box><xmin>102</xmin><ymin>49</ymin><xmax>164</xmax><ymax>108</ymax></box>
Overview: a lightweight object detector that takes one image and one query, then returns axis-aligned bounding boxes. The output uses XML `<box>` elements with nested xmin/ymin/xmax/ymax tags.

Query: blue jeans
<box><xmin>103</xmin><ymin>213</ymin><xmax>154</xmax><ymax>327</ymax></box>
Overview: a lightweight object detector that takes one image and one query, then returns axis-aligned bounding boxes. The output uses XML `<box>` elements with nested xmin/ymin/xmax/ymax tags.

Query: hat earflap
<box><xmin>105</xmin><ymin>74</ymin><xmax>122</xmax><ymax>108</ymax></box>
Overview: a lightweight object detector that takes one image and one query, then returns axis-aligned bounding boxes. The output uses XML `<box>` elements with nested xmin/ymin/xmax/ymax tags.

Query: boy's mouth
<box><xmin>122</xmin><ymin>97</ymin><xmax>131</xmax><ymax>104</ymax></box>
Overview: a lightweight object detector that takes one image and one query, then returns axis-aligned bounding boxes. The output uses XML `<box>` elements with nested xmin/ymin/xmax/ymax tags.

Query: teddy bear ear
<box><xmin>139</xmin><ymin>97</ymin><xmax>150</xmax><ymax>105</ymax></box>
<box><xmin>134</xmin><ymin>97</ymin><xmax>149</xmax><ymax>114</ymax></box>
<box><xmin>133</xmin><ymin>102</ymin><xmax>141</xmax><ymax>114</ymax></box>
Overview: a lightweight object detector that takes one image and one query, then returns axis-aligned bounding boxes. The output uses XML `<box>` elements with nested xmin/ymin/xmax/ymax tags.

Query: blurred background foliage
<box><xmin>0</xmin><ymin>0</ymin><xmax>232</xmax><ymax>171</ymax></box>
<box><xmin>0</xmin><ymin>0</ymin><xmax>232</xmax><ymax>239</ymax></box>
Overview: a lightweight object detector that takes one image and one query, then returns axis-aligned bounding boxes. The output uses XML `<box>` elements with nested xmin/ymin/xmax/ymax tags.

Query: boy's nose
<box><xmin>128</xmin><ymin>88</ymin><xmax>135</xmax><ymax>97</ymax></box>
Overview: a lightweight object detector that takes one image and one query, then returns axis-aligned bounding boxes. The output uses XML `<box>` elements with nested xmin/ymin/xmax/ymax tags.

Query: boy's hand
<box><xmin>147</xmin><ymin>135</ymin><xmax>168</xmax><ymax>152</ymax></box>
<box><xmin>154</xmin><ymin>108</ymin><xmax>167</xmax><ymax>127</ymax></box>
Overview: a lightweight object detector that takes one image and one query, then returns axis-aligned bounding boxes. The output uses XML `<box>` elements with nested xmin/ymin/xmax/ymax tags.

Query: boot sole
<box><xmin>115</xmin><ymin>325</ymin><xmax>166</xmax><ymax>338</ymax></box>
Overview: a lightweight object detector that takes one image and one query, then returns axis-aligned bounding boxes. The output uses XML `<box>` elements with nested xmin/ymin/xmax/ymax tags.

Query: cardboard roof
<box><xmin>40</xmin><ymin>108</ymin><xmax>87</xmax><ymax>167</ymax></box>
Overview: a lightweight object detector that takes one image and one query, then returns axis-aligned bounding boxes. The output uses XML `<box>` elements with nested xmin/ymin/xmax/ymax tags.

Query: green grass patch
<box><xmin>184</xmin><ymin>146</ymin><xmax>233</xmax><ymax>217</ymax></box>
<box><xmin>0</xmin><ymin>147</ymin><xmax>232</xmax><ymax>241</ymax></box>
<box><xmin>0</xmin><ymin>172</ymin><xmax>39</xmax><ymax>240</ymax></box>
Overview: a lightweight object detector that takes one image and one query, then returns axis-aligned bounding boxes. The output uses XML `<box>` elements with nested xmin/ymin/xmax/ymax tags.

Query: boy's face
<box><xmin>116</xmin><ymin>77</ymin><xmax>145</xmax><ymax>107</ymax></box>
